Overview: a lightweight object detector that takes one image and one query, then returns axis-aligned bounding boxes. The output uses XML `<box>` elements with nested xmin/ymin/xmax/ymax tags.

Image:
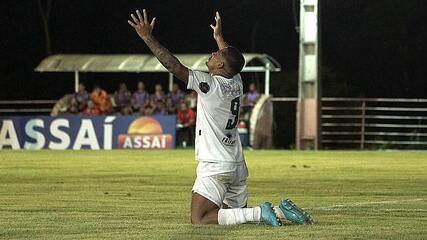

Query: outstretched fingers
<box><xmin>150</xmin><ymin>17</ymin><xmax>156</xmax><ymax>28</ymax></box>
<box><xmin>215</xmin><ymin>12</ymin><xmax>221</xmax><ymax>23</ymax></box>
<box><xmin>136</xmin><ymin>10</ymin><xmax>143</xmax><ymax>23</ymax></box>
<box><xmin>130</xmin><ymin>13</ymin><xmax>139</xmax><ymax>24</ymax></box>
<box><xmin>128</xmin><ymin>20</ymin><xmax>137</xmax><ymax>28</ymax></box>
<box><xmin>215</xmin><ymin>11</ymin><xmax>221</xmax><ymax>20</ymax></box>
<box><xmin>143</xmin><ymin>9</ymin><xmax>149</xmax><ymax>24</ymax></box>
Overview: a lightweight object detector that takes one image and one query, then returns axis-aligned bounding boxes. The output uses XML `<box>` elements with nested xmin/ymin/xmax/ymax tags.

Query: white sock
<box><xmin>218</xmin><ymin>207</ymin><xmax>261</xmax><ymax>225</ymax></box>
<box><xmin>274</xmin><ymin>206</ymin><xmax>285</xmax><ymax>219</ymax></box>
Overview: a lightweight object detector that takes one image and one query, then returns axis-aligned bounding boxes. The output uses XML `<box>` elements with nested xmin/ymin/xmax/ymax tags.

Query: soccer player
<box><xmin>128</xmin><ymin>9</ymin><xmax>313</xmax><ymax>226</ymax></box>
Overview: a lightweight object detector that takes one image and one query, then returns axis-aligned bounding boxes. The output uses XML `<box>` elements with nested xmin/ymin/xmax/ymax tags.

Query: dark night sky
<box><xmin>0</xmin><ymin>0</ymin><xmax>426</xmax><ymax>100</ymax></box>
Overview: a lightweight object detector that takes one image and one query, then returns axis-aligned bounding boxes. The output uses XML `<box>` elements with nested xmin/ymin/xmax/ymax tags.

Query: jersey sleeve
<box><xmin>187</xmin><ymin>70</ymin><xmax>214</xmax><ymax>95</ymax></box>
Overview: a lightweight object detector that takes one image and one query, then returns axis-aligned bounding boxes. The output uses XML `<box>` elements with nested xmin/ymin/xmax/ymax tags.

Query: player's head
<box><xmin>206</xmin><ymin>46</ymin><xmax>245</xmax><ymax>77</ymax></box>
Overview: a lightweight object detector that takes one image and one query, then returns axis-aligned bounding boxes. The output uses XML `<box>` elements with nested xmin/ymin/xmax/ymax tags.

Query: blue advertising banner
<box><xmin>0</xmin><ymin>116</ymin><xmax>176</xmax><ymax>150</ymax></box>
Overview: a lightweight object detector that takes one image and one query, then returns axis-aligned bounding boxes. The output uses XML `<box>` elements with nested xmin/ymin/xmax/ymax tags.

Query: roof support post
<box><xmin>74</xmin><ymin>70</ymin><xmax>80</xmax><ymax>93</ymax></box>
<box><xmin>264</xmin><ymin>63</ymin><xmax>271</xmax><ymax>95</ymax></box>
<box><xmin>168</xmin><ymin>73</ymin><xmax>173</xmax><ymax>92</ymax></box>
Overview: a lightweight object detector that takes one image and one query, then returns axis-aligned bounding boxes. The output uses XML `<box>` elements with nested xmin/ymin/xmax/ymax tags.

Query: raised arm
<box><xmin>210</xmin><ymin>12</ymin><xmax>230</xmax><ymax>50</ymax></box>
<box><xmin>128</xmin><ymin>9</ymin><xmax>189</xmax><ymax>82</ymax></box>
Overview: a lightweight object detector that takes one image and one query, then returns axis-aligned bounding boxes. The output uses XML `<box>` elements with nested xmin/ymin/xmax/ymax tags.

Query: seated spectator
<box><xmin>121</xmin><ymin>105</ymin><xmax>133</xmax><ymax>115</ymax></box>
<box><xmin>74</xmin><ymin>83</ymin><xmax>89</xmax><ymax>111</ymax></box>
<box><xmin>153</xmin><ymin>99</ymin><xmax>168</xmax><ymax>115</ymax></box>
<box><xmin>150</xmin><ymin>84</ymin><xmax>167</xmax><ymax>104</ymax></box>
<box><xmin>114</xmin><ymin>83</ymin><xmax>132</xmax><ymax>112</ymax></box>
<box><xmin>245</xmin><ymin>83</ymin><xmax>260</xmax><ymax>107</ymax></box>
<box><xmin>82</xmin><ymin>100</ymin><xmax>102</xmax><ymax>116</ymax></box>
<box><xmin>166</xmin><ymin>98</ymin><xmax>176</xmax><ymax>114</ymax></box>
<box><xmin>142</xmin><ymin>104</ymin><xmax>154</xmax><ymax>116</ymax></box>
<box><xmin>242</xmin><ymin>83</ymin><xmax>260</xmax><ymax>121</ymax></box>
<box><xmin>132</xmin><ymin>81</ymin><xmax>149</xmax><ymax>112</ymax></box>
<box><xmin>91</xmin><ymin>86</ymin><xmax>112</xmax><ymax>114</ymax></box>
<box><xmin>185</xmin><ymin>91</ymin><xmax>198</xmax><ymax>111</ymax></box>
<box><xmin>51</xmin><ymin>94</ymin><xmax>74</xmax><ymax>116</ymax></box>
<box><xmin>168</xmin><ymin>83</ymin><xmax>184</xmax><ymax>107</ymax></box>
<box><xmin>176</xmin><ymin>102</ymin><xmax>196</xmax><ymax>147</ymax></box>
<box><xmin>68</xmin><ymin>97</ymin><xmax>79</xmax><ymax>114</ymax></box>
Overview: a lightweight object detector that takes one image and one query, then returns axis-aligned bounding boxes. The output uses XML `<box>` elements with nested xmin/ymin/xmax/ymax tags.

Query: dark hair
<box><xmin>223</xmin><ymin>46</ymin><xmax>245</xmax><ymax>75</ymax></box>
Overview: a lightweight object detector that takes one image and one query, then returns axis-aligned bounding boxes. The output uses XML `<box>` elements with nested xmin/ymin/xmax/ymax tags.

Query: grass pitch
<box><xmin>0</xmin><ymin>150</ymin><xmax>426</xmax><ymax>239</ymax></box>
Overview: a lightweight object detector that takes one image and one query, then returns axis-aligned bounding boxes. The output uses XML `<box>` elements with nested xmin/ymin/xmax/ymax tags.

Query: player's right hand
<box><xmin>128</xmin><ymin>9</ymin><xmax>156</xmax><ymax>40</ymax></box>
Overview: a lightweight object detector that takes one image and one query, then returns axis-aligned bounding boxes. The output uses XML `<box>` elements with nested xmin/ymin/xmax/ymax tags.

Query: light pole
<box><xmin>296</xmin><ymin>0</ymin><xmax>322</xmax><ymax>150</ymax></box>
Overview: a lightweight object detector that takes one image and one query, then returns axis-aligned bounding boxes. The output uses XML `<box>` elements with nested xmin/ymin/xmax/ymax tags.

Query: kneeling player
<box><xmin>128</xmin><ymin>9</ymin><xmax>314</xmax><ymax>226</ymax></box>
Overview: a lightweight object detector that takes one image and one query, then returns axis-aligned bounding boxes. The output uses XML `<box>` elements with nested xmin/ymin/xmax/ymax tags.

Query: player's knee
<box><xmin>191</xmin><ymin>212</ymin><xmax>211</xmax><ymax>225</ymax></box>
<box><xmin>190</xmin><ymin>215</ymin><xmax>204</xmax><ymax>225</ymax></box>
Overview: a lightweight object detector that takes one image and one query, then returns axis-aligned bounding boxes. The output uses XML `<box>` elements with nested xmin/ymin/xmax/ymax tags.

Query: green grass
<box><xmin>0</xmin><ymin>150</ymin><xmax>426</xmax><ymax>239</ymax></box>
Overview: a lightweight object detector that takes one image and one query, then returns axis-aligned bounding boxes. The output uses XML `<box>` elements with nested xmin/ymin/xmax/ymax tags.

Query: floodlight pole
<box><xmin>296</xmin><ymin>0</ymin><xmax>322</xmax><ymax>150</ymax></box>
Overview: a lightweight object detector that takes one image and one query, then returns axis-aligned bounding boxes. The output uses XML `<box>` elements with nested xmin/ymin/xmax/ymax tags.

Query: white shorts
<box><xmin>192</xmin><ymin>161</ymin><xmax>248</xmax><ymax>208</ymax></box>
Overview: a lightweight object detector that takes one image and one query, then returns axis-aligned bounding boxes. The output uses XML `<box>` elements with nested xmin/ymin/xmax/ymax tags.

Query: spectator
<box><xmin>245</xmin><ymin>83</ymin><xmax>260</xmax><ymax>107</ymax></box>
<box><xmin>142</xmin><ymin>104</ymin><xmax>154</xmax><ymax>116</ymax></box>
<box><xmin>150</xmin><ymin>84</ymin><xmax>167</xmax><ymax>104</ymax></box>
<box><xmin>114</xmin><ymin>83</ymin><xmax>132</xmax><ymax>111</ymax></box>
<box><xmin>68</xmin><ymin>97</ymin><xmax>79</xmax><ymax>114</ymax></box>
<box><xmin>166</xmin><ymin>98</ymin><xmax>176</xmax><ymax>114</ymax></box>
<box><xmin>132</xmin><ymin>81</ymin><xmax>149</xmax><ymax>111</ymax></box>
<box><xmin>185</xmin><ymin>91</ymin><xmax>198</xmax><ymax>111</ymax></box>
<box><xmin>121</xmin><ymin>106</ymin><xmax>133</xmax><ymax>115</ymax></box>
<box><xmin>74</xmin><ymin>83</ymin><xmax>89</xmax><ymax>111</ymax></box>
<box><xmin>91</xmin><ymin>86</ymin><xmax>112</xmax><ymax>114</ymax></box>
<box><xmin>153</xmin><ymin>99</ymin><xmax>168</xmax><ymax>115</ymax></box>
<box><xmin>176</xmin><ymin>102</ymin><xmax>196</xmax><ymax>147</ymax></box>
<box><xmin>82</xmin><ymin>100</ymin><xmax>102</xmax><ymax>116</ymax></box>
<box><xmin>168</xmin><ymin>83</ymin><xmax>184</xmax><ymax>107</ymax></box>
<box><xmin>51</xmin><ymin>94</ymin><xmax>74</xmax><ymax>116</ymax></box>
<box><xmin>242</xmin><ymin>83</ymin><xmax>260</xmax><ymax>121</ymax></box>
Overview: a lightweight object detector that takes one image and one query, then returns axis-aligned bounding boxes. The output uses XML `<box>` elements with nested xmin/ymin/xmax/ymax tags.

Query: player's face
<box><xmin>206</xmin><ymin>50</ymin><xmax>224</xmax><ymax>72</ymax></box>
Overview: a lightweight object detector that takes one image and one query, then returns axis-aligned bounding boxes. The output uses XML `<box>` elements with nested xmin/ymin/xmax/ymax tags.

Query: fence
<box><xmin>272</xmin><ymin>97</ymin><xmax>427</xmax><ymax>149</ymax></box>
<box><xmin>322</xmin><ymin>98</ymin><xmax>427</xmax><ymax>149</ymax></box>
<box><xmin>2</xmin><ymin>98</ymin><xmax>427</xmax><ymax>149</ymax></box>
<box><xmin>0</xmin><ymin>100</ymin><xmax>55</xmax><ymax>115</ymax></box>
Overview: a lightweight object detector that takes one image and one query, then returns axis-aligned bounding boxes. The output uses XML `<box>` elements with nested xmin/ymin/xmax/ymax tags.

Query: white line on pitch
<box><xmin>308</xmin><ymin>198</ymin><xmax>426</xmax><ymax>211</ymax></box>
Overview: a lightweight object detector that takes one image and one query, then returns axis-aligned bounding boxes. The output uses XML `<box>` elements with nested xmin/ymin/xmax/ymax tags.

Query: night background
<box><xmin>1</xmin><ymin>0</ymin><xmax>426</xmax><ymax>100</ymax></box>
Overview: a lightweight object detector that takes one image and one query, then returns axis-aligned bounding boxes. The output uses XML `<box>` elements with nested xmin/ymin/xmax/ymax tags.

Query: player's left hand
<box><xmin>128</xmin><ymin>9</ymin><xmax>156</xmax><ymax>40</ymax></box>
<box><xmin>210</xmin><ymin>11</ymin><xmax>223</xmax><ymax>40</ymax></box>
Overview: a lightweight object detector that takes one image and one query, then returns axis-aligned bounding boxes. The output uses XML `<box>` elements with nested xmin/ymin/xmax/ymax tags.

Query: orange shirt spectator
<box><xmin>91</xmin><ymin>86</ymin><xmax>112</xmax><ymax>113</ymax></box>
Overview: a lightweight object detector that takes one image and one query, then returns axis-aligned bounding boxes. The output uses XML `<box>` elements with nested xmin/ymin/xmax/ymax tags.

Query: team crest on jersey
<box><xmin>199</xmin><ymin>82</ymin><xmax>210</xmax><ymax>93</ymax></box>
<box><xmin>220</xmin><ymin>81</ymin><xmax>241</xmax><ymax>98</ymax></box>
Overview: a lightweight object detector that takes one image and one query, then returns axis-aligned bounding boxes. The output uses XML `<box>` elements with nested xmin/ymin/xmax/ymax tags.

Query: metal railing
<box><xmin>321</xmin><ymin>98</ymin><xmax>427</xmax><ymax>149</ymax></box>
<box><xmin>2</xmin><ymin>98</ymin><xmax>427</xmax><ymax>149</ymax></box>
<box><xmin>0</xmin><ymin>100</ymin><xmax>56</xmax><ymax>115</ymax></box>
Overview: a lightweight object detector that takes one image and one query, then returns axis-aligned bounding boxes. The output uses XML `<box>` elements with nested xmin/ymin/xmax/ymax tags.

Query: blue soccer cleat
<box><xmin>279</xmin><ymin>199</ymin><xmax>315</xmax><ymax>225</ymax></box>
<box><xmin>259</xmin><ymin>202</ymin><xmax>282</xmax><ymax>227</ymax></box>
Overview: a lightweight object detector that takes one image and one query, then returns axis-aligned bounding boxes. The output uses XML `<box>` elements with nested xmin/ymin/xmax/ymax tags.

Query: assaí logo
<box><xmin>118</xmin><ymin>117</ymin><xmax>172</xmax><ymax>149</ymax></box>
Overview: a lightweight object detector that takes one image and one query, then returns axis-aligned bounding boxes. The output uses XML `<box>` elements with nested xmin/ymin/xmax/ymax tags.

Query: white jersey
<box><xmin>187</xmin><ymin>70</ymin><xmax>244</xmax><ymax>163</ymax></box>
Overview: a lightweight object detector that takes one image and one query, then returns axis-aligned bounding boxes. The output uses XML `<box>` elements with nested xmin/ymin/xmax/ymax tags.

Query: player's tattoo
<box><xmin>142</xmin><ymin>35</ymin><xmax>188</xmax><ymax>82</ymax></box>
